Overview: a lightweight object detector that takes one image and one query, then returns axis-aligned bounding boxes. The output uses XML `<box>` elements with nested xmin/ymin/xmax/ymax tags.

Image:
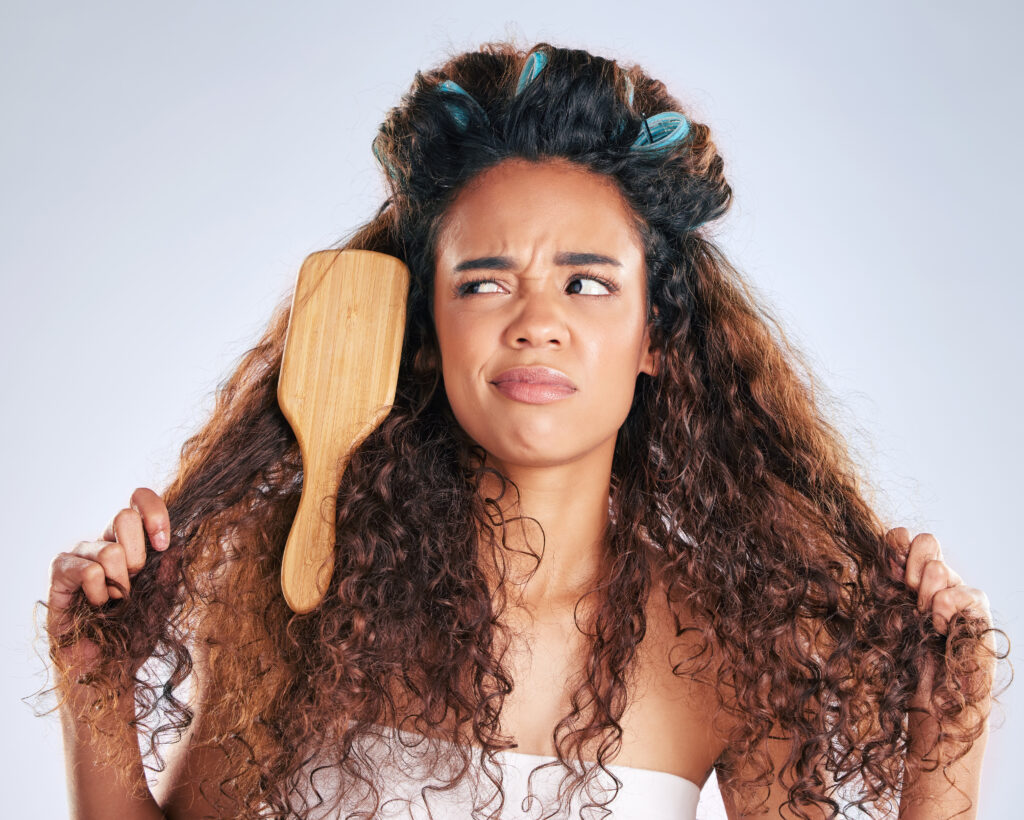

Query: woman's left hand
<box><xmin>886</xmin><ymin>527</ymin><xmax>996</xmax><ymax>706</ymax></box>
<box><xmin>886</xmin><ymin>526</ymin><xmax>992</xmax><ymax>635</ymax></box>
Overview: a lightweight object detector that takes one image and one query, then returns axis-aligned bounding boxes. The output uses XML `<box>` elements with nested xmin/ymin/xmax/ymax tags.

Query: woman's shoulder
<box><xmin>616</xmin><ymin>570</ymin><xmax>737</xmax><ymax>784</ymax></box>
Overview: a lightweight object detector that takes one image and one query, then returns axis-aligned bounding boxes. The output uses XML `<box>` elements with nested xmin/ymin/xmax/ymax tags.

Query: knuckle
<box><xmin>131</xmin><ymin>486</ymin><xmax>170</xmax><ymax>528</ymax></box>
<box><xmin>48</xmin><ymin>553</ymin><xmax>67</xmax><ymax>579</ymax></box>
<box><xmin>98</xmin><ymin>540</ymin><xmax>126</xmax><ymax>564</ymax></box>
<box><xmin>886</xmin><ymin>527</ymin><xmax>911</xmax><ymax>550</ymax></box>
<box><xmin>132</xmin><ymin>486</ymin><xmax>164</xmax><ymax>514</ymax></box>
<box><xmin>82</xmin><ymin>562</ymin><xmax>106</xmax><ymax>585</ymax></box>
<box><xmin>113</xmin><ymin>507</ymin><xmax>141</xmax><ymax>529</ymax></box>
<box><xmin>966</xmin><ymin>587</ymin><xmax>991</xmax><ymax>612</ymax></box>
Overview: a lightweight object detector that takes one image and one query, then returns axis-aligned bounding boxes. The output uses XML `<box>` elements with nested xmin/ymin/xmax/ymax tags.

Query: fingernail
<box><xmin>153</xmin><ymin>531</ymin><xmax>169</xmax><ymax>550</ymax></box>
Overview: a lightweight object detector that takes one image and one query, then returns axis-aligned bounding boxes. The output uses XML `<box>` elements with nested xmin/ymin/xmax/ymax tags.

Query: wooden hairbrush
<box><xmin>277</xmin><ymin>249</ymin><xmax>409</xmax><ymax>614</ymax></box>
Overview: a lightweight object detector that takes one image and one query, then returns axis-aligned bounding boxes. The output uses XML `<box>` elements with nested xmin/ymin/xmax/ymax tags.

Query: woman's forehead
<box><xmin>435</xmin><ymin>159</ymin><xmax>643</xmax><ymax>265</ymax></box>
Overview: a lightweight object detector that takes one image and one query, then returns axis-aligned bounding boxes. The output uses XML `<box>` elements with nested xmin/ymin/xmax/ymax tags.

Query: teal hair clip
<box><xmin>437</xmin><ymin>79</ymin><xmax>488</xmax><ymax>131</ymax></box>
<box><xmin>612</xmin><ymin>76</ymin><xmax>636</xmax><ymax>138</ymax></box>
<box><xmin>516</xmin><ymin>50</ymin><xmax>548</xmax><ymax>96</ymax></box>
<box><xmin>371</xmin><ymin>131</ymin><xmax>400</xmax><ymax>182</ymax></box>
<box><xmin>631</xmin><ymin>111</ymin><xmax>691</xmax><ymax>153</ymax></box>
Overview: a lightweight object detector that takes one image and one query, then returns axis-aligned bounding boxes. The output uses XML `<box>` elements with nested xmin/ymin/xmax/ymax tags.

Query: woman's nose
<box><xmin>502</xmin><ymin>286</ymin><xmax>567</xmax><ymax>347</ymax></box>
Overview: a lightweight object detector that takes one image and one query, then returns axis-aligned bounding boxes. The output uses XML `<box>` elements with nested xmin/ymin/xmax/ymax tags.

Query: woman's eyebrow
<box><xmin>452</xmin><ymin>251</ymin><xmax>622</xmax><ymax>273</ymax></box>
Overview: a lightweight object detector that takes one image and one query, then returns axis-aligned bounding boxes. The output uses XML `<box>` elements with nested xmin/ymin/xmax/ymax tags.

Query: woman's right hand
<box><xmin>46</xmin><ymin>487</ymin><xmax>171</xmax><ymax>670</ymax></box>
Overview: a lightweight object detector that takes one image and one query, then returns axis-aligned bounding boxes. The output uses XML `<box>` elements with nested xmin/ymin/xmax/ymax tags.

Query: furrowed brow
<box><xmin>453</xmin><ymin>252</ymin><xmax>622</xmax><ymax>273</ymax></box>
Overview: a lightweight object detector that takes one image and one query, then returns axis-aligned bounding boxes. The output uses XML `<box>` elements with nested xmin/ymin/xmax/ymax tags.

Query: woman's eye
<box><xmin>457</xmin><ymin>275</ymin><xmax>617</xmax><ymax>297</ymax></box>
<box><xmin>567</xmin><ymin>275</ymin><xmax>616</xmax><ymax>296</ymax></box>
<box><xmin>458</xmin><ymin>279</ymin><xmax>504</xmax><ymax>295</ymax></box>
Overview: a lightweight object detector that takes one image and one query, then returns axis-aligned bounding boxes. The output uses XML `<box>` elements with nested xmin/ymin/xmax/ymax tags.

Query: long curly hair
<box><xmin>37</xmin><ymin>39</ymin><xmax>1009</xmax><ymax>819</ymax></box>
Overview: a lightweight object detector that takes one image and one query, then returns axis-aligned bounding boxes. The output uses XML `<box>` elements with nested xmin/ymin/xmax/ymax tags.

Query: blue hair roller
<box><xmin>623</xmin><ymin>76</ymin><xmax>635</xmax><ymax>107</ymax></box>
<box><xmin>631</xmin><ymin>111</ymin><xmax>691</xmax><ymax>153</ymax></box>
<box><xmin>437</xmin><ymin>79</ymin><xmax>488</xmax><ymax>130</ymax></box>
<box><xmin>612</xmin><ymin>76</ymin><xmax>637</xmax><ymax>139</ymax></box>
<box><xmin>515</xmin><ymin>50</ymin><xmax>548</xmax><ymax>95</ymax></box>
<box><xmin>371</xmin><ymin>132</ymin><xmax>401</xmax><ymax>182</ymax></box>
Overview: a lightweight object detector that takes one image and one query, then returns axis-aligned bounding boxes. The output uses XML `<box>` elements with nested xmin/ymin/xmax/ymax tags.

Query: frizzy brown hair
<box><xmin>35</xmin><ymin>39</ymin><xmax>1009</xmax><ymax>819</ymax></box>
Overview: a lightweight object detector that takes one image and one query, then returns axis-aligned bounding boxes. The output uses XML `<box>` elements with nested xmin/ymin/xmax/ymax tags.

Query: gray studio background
<box><xmin>3</xmin><ymin>2</ymin><xmax>1020</xmax><ymax>817</ymax></box>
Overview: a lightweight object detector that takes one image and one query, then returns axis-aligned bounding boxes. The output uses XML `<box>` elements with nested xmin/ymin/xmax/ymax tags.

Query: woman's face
<box><xmin>432</xmin><ymin>157</ymin><xmax>657</xmax><ymax>470</ymax></box>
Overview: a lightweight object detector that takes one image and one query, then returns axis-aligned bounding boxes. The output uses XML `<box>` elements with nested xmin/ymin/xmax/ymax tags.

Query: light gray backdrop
<box><xmin>2</xmin><ymin>2</ymin><xmax>1019</xmax><ymax>817</ymax></box>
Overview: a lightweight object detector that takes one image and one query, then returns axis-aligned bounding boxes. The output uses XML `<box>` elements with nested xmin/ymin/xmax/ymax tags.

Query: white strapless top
<box><xmin>294</xmin><ymin>723</ymin><xmax>702</xmax><ymax>819</ymax></box>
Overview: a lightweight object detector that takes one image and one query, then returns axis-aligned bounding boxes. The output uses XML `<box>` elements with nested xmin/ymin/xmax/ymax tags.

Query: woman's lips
<box><xmin>491</xmin><ymin>366</ymin><xmax>577</xmax><ymax>405</ymax></box>
<box><xmin>493</xmin><ymin>381</ymin><xmax>576</xmax><ymax>404</ymax></box>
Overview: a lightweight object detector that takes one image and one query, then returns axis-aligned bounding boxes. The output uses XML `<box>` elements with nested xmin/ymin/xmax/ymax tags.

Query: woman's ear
<box><xmin>641</xmin><ymin>344</ymin><xmax>661</xmax><ymax>378</ymax></box>
<box><xmin>640</xmin><ymin>333</ymin><xmax>660</xmax><ymax>377</ymax></box>
<box><xmin>640</xmin><ymin>305</ymin><xmax>661</xmax><ymax>378</ymax></box>
<box><xmin>649</xmin><ymin>347</ymin><xmax>662</xmax><ymax>378</ymax></box>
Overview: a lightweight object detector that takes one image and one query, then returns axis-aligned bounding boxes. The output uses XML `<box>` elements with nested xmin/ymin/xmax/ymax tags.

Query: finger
<box><xmin>49</xmin><ymin>552</ymin><xmax>113</xmax><ymax>611</ymax></box>
<box><xmin>101</xmin><ymin>507</ymin><xmax>147</xmax><ymax>575</ymax></box>
<box><xmin>917</xmin><ymin>557</ymin><xmax>957</xmax><ymax>613</ymax></box>
<box><xmin>132</xmin><ymin>487</ymin><xmax>171</xmax><ymax>551</ymax></box>
<box><xmin>884</xmin><ymin>527</ymin><xmax>912</xmax><ymax>581</ymax></box>
<box><xmin>69</xmin><ymin>540</ymin><xmax>131</xmax><ymax>599</ymax></box>
<box><xmin>100</xmin><ymin>487</ymin><xmax>171</xmax><ymax>552</ymax></box>
<box><xmin>47</xmin><ymin>554</ymin><xmax>82</xmax><ymax>635</ymax></box>
<box><xmin>929</xmin><ymin>585</ymin><xmax>991</xmax><ymax>634</ymax></box>
<box><xmin>905</xmin><ymin>532</ymin><xmax>942</xmax><ymax>590</ymax></box>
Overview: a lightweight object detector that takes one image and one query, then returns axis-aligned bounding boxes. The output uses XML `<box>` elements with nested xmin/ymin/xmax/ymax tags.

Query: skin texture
<box><xmin>432</xmin><ymin>157</ymin><xmax>657</xmax><ymax>608</ymax></box>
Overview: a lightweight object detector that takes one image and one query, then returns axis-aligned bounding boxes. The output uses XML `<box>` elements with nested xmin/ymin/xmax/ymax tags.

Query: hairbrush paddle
<box><xmin>277</xmin><ymin>249</ymin><xmax>409</xmax><ymax>614</ymax></box>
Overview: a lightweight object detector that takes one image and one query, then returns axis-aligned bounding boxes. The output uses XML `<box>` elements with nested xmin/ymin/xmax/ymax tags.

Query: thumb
<box><xmin>884</xmin><ymin>526</ymin><xmax>912</xmax><ymax>583</ymax></box>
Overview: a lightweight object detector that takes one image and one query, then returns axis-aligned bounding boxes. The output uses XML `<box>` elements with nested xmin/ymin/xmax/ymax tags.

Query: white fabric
<box><xmin>294</xmin><ymin>723</ymin><xmax>701</xmax><ymax>819</ymax></box>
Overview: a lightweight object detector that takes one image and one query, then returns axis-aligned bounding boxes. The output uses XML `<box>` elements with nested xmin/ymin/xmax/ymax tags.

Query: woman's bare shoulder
<box><xmin>617</xmin><ymin>570</ymin><xmax>739</xmax><ymax>781</ymax></box>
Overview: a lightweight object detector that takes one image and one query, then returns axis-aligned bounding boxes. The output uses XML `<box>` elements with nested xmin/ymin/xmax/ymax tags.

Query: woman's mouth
<box><xmin>492</xmin><ymin>381</ymin><xmax>577</xmax><ymax>404</ymax></box>
<box><xmin>491</xmin><ymin>366</ymin><xmax>577</xmax><ymax>404</ymax></box>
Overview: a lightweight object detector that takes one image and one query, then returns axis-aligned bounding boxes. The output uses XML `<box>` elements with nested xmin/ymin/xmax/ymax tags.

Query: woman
<box><xmin>43</xmin><ymin>41</ymin><xmax>1005</xmax><ymax>819</ymax></box>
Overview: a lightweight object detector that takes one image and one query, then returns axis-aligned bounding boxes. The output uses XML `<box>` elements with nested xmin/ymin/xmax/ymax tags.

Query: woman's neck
<box><xmin>473</xmin><ymin>445</ymin><xmax>615</xmax><ymax>613</ymax></box>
